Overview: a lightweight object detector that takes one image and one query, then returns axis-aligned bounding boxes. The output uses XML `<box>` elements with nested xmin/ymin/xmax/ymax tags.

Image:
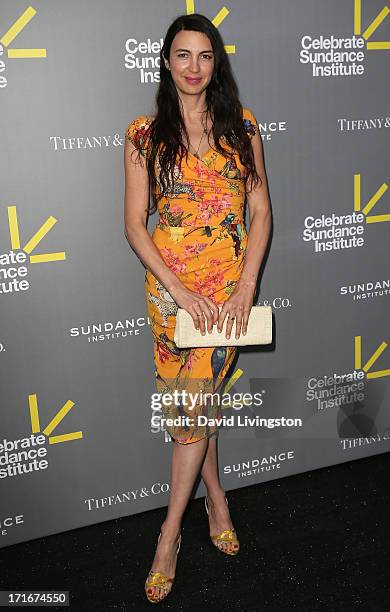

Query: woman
<box><xmin>124</xmin><ymin>13</ymin><xmax>271</xmax><ymax>604</ymax></box>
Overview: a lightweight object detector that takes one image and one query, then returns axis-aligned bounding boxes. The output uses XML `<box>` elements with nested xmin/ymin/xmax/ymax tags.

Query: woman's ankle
<box><xmin>160</xmin><ymin>519</ymin><xmax>181</xmax><ymax>540</ymax></box>
<box><xmin>206</xmin><ymin>486</ymin><xmax>226</xmax><ymax>505</ymax></box>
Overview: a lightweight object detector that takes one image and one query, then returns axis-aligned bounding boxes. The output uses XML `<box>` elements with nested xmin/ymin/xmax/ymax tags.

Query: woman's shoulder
<box><xmin>125</xmin><ymin>114</ymin><xmax>155</xmax><ymax>156</ymax></box>
<box><xmin>242</xmin><ymin>107</ymin><xmax>259</xmax><ymax>139</ymax></box>
<box><xmin>125</xmin><ymin>114</ymin><xmax>154</xmax><ymax>140</ymax></box>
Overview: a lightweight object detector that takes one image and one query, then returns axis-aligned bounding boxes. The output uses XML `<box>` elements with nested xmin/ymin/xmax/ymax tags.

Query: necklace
<box><xmin>188</xmin><ymin>114</ymin><xmax>211</xmax><ymax>159</ymax></box>
<box><xmin>191</xmin><ymin>127</ymin><xmax>209</xmax><ymax>159</ymax></box>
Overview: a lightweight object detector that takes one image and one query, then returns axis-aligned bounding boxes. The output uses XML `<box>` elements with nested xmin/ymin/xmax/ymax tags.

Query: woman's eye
<box><xmin>176</xmin><ymin>53</ymin><xmax>212</xmax><ymax>59</ymax></box>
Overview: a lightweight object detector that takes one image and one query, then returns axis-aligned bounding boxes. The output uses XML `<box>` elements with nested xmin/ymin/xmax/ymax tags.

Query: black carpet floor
<box><xmin>1</xmin><ymin>452</ymin><xmax>390</xmax><ymax>612</ymax></box>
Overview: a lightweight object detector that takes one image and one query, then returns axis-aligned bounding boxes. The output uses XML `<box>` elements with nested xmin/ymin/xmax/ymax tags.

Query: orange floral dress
<box><xmin>125</xmin><ymin>108</ymin><xmax>258</xmax><ymax>444</ymax></box>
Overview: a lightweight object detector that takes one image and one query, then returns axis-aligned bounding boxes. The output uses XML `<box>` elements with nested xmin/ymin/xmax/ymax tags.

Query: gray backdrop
<box><xmin>1</xmin><ymin>0</ymin><xmax>389</xmax><ymax>548</ymax></box>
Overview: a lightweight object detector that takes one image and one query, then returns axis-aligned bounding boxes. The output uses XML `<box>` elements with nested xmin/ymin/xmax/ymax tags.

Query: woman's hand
<box><xmin>170</xmin><ymin>284</ymin><xmax>219</xmax><ymax>335</ymax></box>
<box><xmin>217</xmin><ymin>281</ymin><xmax>256</xmax><ymax>339</ymax></box>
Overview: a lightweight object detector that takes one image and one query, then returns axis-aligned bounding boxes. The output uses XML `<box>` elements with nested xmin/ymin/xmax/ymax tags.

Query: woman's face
<box><xmin>164</xmin><ymin>29</ymin><xmax>215</xmax><ymax>97</ymax></box>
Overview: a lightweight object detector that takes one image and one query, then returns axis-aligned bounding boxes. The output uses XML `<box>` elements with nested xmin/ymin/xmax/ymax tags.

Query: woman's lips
<box><xmin>185</xmin><ymin>77</ymin><xmax>202</xmax><ymax>83</ymax></box>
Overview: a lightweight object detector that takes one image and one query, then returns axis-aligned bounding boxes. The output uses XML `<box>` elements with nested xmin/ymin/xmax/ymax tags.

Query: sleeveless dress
<box><xmin>125</xmin><ymin>108</ymin><xmax>258</xmax><ymax>444</ymax></box>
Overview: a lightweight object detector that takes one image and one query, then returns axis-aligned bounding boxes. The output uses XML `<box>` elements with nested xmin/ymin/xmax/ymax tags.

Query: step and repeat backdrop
<box><xmin>1</xmin><ymin>0</ymin><xmax>389</xmax><ymax>548</ymax></box>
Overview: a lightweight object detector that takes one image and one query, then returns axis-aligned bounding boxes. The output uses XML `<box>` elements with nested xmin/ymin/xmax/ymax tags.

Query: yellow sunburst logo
<box><xmin>7</xmin><ymin>205</ymin><xmax>66</xmax><ymax>264</ymax></box>
<box><xmin>355</xmin><ymin>335</ymin><xmax>390</xmax><ymax>379</ymax></box>
<box><xmin>354</xmin><ymin>174</ymin><xmax>389</xmax><ymax>224</ymax></box>
<box><xmin>29</xmin><ymin>394</ymin><xmax>83</xmax><ymax>444</ymax></box>
<box><xmin>186</xmin><ymin>1</ymin><xmax>235</xmax><ymax>54</ymax></box>
<box><xmin>354</xmin><ymin>0</ymin><xmax>390</xmax><ymax>50</ymax></box>
<box><xmin>1</xmin><ymin>6</ymin><xmax>47</xmax><ymax>59</ymax></box>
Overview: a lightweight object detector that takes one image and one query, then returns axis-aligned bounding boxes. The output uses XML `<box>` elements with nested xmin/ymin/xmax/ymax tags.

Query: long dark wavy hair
<box><xmin>139</xmin><ymin>13</ymin><xmax>262</xmax><ymax>213</ymax></box>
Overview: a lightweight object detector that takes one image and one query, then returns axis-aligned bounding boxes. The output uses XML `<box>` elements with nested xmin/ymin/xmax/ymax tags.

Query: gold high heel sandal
<box><xmin>204</xmin><ymin>495</ymin><xmax>240</xmax><ymax>556</ymax></box>
<box><xmin>144</xmin><ymin>531</ymin><xmax>182</xmax><ymax>604</ymax></box>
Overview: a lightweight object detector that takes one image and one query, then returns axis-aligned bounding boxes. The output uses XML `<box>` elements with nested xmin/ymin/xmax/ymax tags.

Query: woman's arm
<box><xmin>217</xmin><ymin>118</ymin><xmax>272</xmax><ymax>339</ymax></box>
<box><xmin>237</xmin><ymin>120</ymin><xmax>272</xmax><ymax>292</ymax></box>
<box><xmin>123</xmin><ymin>133</ymin><xmax>218</xmax><ymax>333</ymax></box>
<box><xmin>123</xmin><ymin>135</ymin><xmax>183</xmax><ymax>295</ymax></box>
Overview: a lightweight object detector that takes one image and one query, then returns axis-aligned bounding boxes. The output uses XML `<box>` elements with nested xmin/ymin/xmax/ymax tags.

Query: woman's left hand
<box><xmin>217</xmin><ymin>281</ymin><xmax>256</xmax><ymax>339</ymax></box>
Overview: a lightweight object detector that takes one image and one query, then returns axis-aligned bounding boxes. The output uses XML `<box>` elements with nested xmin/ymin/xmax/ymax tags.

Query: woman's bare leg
<box><xmin>147</xmin><ymin>436</ymin><xmax>209</xmax><ymax>600</ymax></box>
<box><xmin>200</xmin><ymin>435</ymin><xmax>239</xmax><ymax>554</ymax></box>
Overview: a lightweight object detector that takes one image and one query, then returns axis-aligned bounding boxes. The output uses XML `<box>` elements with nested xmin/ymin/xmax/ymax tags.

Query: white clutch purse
<box><xmin>173</xmin><ymin>305</ymin><xmax>273</xmax><ymax>348</ymax></box>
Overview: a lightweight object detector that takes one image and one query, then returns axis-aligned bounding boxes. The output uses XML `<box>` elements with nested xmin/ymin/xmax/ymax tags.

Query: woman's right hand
<box><xmin>170</xmin><ymin>284</ymin><xmax>219</xmax><ymax>335</ymax></box>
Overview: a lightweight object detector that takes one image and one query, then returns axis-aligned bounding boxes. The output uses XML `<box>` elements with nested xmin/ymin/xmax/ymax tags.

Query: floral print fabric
<box><xmin>125</xmin><ymin>108</ymin><xmax>258</xmax><ymax>444</ymax></box>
